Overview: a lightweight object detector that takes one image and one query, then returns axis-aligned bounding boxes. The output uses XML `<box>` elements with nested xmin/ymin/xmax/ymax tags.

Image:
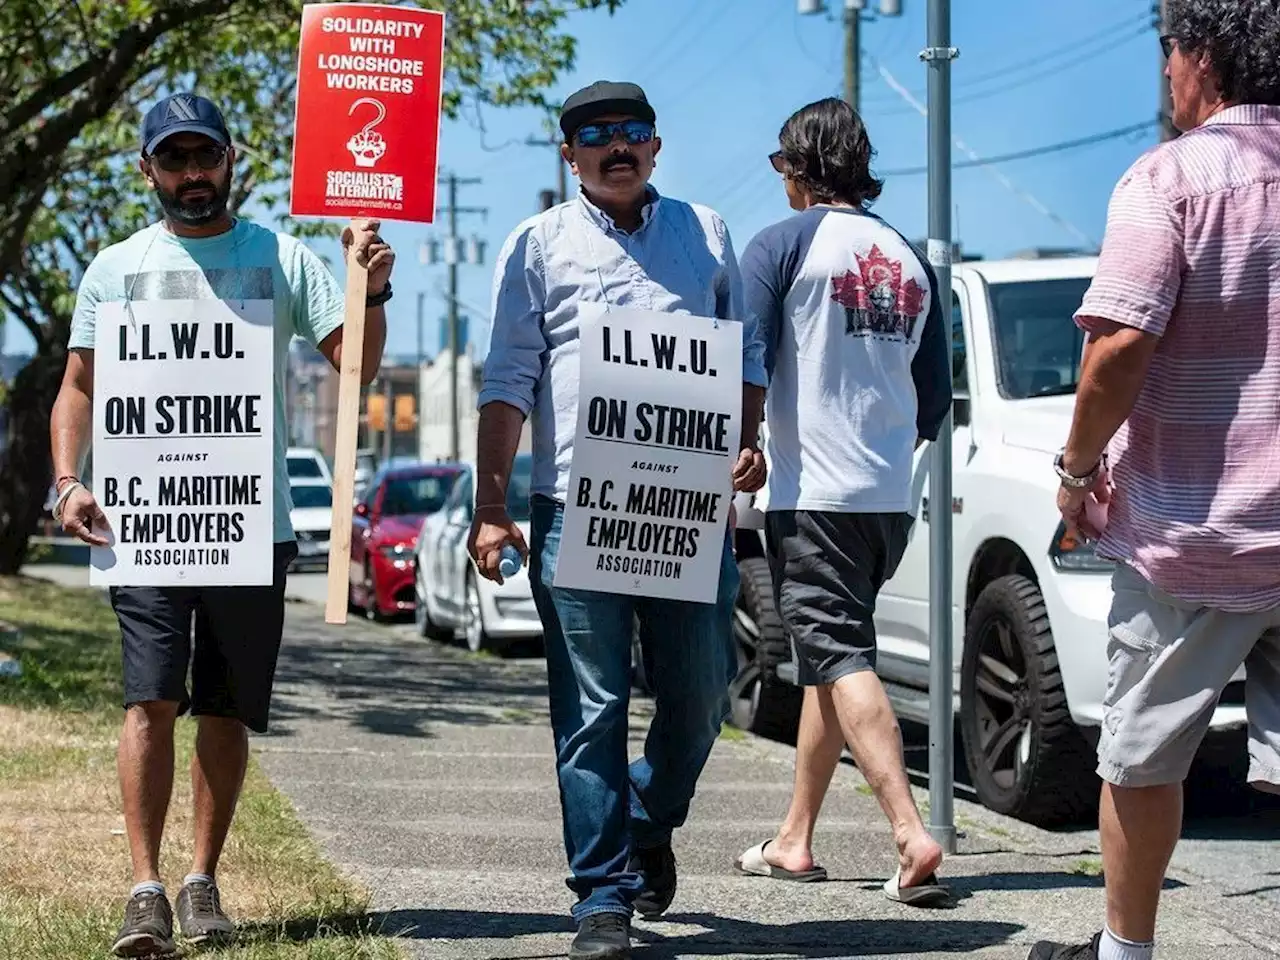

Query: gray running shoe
<box><xmin>175</xmin><ymin>879</ymin><xmax>236</xmax><ymax>946</ymax></box>
<box><xmin>112</xmin><ymin>889</ymin><xmax>176</xmax><ymax>957</ymax></box>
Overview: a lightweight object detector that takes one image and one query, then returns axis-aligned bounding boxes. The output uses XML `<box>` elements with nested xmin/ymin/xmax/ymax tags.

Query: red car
<box><xmin>349</xmin><ymin>461</ymin><xmax>462</xmax><ymax>620</ymax></box>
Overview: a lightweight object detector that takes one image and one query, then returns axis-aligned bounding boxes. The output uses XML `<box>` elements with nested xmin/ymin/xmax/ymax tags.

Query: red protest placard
<box><xmin>289</xmin><ymin>2</ymin><xmax>445</xmax><ymax>224</ymax></box>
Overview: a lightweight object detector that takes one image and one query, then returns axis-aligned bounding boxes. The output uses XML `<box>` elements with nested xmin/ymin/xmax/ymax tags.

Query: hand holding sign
<box><xmin>341</xmin><ymin>219</ymin><xmax>395</xmax><ymax>294</ymax></box>
<box><xmin>731</xmin><ymin>447</ymin><xmax>765</xmax><ymax>493</ymax></box>
<box><xmin>60</xmin><ymin>485</ymin><xmax>110</xmax><ymax>547</ymax></box>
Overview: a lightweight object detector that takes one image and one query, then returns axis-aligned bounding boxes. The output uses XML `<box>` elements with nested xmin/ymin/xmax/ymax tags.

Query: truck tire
<box><xmin>960</xmin><ymin>574</ymin><xmax>1098</xmax><ymax>827</ymax></box>
<box><xmin>729</xmin><ymin>556</ymin><xmax>802</xmax><ymax>742</ymax></box>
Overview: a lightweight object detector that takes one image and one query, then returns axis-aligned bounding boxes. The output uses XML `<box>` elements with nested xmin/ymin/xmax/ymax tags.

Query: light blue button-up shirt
<box><xmin>479</xmin><ymin>187</ymin><xmax>769</xmax><ymax>502</ymax></box>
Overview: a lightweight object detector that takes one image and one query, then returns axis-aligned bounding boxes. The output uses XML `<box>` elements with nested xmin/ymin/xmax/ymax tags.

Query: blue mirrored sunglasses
<box><xmin>574</xmin><ymin>120</ymin><xmax>655</xmax><ymax>148</ymax></box>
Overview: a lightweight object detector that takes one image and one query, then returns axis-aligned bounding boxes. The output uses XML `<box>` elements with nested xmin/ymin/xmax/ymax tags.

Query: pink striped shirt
<box><xmin>1076</xmin><ymin>105</ymin><xmax>1280</xmax><ymax>613</ymax></box>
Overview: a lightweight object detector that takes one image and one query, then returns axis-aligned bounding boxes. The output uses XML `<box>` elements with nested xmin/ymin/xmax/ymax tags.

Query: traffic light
<box><xmin>367</xmin><ymin>393</ymin><xmax>387</xmax><ymax>432</ymax></box>
<box><xmin>394</xmin><ymin>394</ymin><xmax>416</xmax><ymax>432</ymax></box>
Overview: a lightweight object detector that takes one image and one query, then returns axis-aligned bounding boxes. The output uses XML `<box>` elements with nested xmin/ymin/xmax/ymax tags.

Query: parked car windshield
<box><xmin>290</xmin><ymin>484</ymin><xmax>332</xmax><ymax>509</ymax></box>
<box><xmin>382</xmin><ymin>474</ymin><xmax>453</xmax><ymax>516</ymax></box>
<box><xmin>287</xmin><ymin>455</ymin><xmax>325</xmax><ymax>478</ymax></box>
<box><xmin>988</xmin><ymin>277</ymin><xmax>1092</xmax><ymax>399</ymax></box>
<box><xmin>506</xmin><ymin>455</ymin><xmax>533</xmax><ymax>522</ymax></box>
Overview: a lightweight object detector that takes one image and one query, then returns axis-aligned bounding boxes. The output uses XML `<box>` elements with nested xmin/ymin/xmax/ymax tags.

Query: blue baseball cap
<box><xmin>141</xmin><ymin>93</ymin><xmax>231</xmax><ymax>156</ymax></box>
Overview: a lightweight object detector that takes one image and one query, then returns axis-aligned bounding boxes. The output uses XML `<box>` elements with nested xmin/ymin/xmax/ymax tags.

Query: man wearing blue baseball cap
<box><xmin>49</xmin><ymin>92</ymin><xmax>397</xmax><ymax>956</ymax></box>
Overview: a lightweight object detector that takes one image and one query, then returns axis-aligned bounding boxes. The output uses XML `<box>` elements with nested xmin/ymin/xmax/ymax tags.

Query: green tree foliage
<box><xmin>0</xmin><ymin>0</ymin><xmax>620</xmax><ymax>572</ymax></box>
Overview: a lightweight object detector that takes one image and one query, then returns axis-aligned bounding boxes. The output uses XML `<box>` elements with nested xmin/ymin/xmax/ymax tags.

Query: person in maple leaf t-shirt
<box><xmin>729</xmin><ymin>98</ymin><xmax>954</xmax><ymax>906</ymax></box>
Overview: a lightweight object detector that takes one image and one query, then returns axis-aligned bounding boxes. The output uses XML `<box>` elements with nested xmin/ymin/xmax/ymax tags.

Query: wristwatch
<box><xmin>1054</xmin><ymin>449</ymin><xmax>1104</xmax><ymax>489</ymax></box>
<box><xmin>366</xmin><ymin>281</ymin><xmax>393</xmax><ymax>307</ymax></box>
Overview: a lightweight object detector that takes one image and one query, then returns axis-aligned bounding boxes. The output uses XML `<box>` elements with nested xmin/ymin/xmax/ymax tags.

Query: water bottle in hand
<box><xmin>498</xmin><ymin>544</ymin><xmax>522</xmax><ymax>578</ymax></box>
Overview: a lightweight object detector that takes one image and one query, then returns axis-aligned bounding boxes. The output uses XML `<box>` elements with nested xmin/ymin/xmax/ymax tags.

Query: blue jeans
<box><xmin>529</xmin><ymin>495</ymin><xmax>739</xmax><ymax>920</ymax></box>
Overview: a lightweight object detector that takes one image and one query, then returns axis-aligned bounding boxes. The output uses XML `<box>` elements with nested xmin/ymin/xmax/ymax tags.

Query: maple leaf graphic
<box><xmin>898</xmin><ymin>278</ymin><xmax>926</xmax><ymax>317</ymax></box>
<box><xmin>831</xmin><ymin>269</ymin><xmax>865</xmax><ymax>310</ymax></box>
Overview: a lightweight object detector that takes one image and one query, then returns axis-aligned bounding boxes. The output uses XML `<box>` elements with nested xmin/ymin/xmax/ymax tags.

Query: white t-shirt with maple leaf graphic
<box><xmin>740</xmin><ymin>205</ymin><xmax>952</xmax><ymax>513</ymax></box>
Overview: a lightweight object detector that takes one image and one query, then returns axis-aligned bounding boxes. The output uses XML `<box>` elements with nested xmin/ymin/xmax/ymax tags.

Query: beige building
<box><xmin>417</xmin><ymin>348</ymin><xmax>532</xmax><ymax>466</ymax></box>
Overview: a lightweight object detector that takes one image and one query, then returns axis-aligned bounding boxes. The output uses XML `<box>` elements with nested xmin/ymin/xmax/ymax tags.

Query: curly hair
<box><xmin>1166</xmin><ymin>0</ymin><xmax>1280</xmax><ymax>104</ymax></box>
<box><xmin>777</xmin><ymin>98</ymin><xmax>883</xmax><ymax>208</ymax></box>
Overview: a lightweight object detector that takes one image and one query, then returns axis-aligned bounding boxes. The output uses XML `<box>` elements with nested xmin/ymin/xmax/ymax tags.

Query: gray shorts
<box><xmin>764</xmin><ymin>510</ymin><xmax>912</xmax><ymax>686</ymax></box>
<box><xmin>1098</xmin><ymin>563</ymin><xmax>1280</xmax><ymax>789</ymax></box>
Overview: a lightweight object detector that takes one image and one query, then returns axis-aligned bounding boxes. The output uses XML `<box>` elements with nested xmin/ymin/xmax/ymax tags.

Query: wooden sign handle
<box><xmin>325</xmin><ymin>218</ymin><xmax>370</xmax><ymax>624</ymax></box>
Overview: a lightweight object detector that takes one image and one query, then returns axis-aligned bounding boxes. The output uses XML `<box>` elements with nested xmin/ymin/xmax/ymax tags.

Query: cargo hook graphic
<box><xmin>346</xmin><ymin>97</ymin><xmax>388</xmax><ymax>169</ymax></box>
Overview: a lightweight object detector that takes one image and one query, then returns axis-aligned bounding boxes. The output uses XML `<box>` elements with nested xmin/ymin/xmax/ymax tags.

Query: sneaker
<box><xmin>1027</xmin><ymin>932</ymin><xmax>1102</xmax><ymax>959</ymax></box>
<box><xmin>629</xmin><ymin>842</ymin><xmax>677</xmax><ymax>919</ymax></box>
<box><xmin>570</xmin><ymin>912</ymin><xmax>632</xmax><ymax>960</ymax></box>
<box><xmin>112</xmin><ymin>889</ymin><xmax>176</xmax><ymax>957</ymax></box>
<box><xmin>175</xmin><ymin>879</ymin><xmax>236</xmax><ymax>946</ymax></box>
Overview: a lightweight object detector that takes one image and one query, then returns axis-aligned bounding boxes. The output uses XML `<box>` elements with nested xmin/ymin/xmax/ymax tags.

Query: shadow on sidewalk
<box><xmin>266</xmin><ymin>614</ymin><xmax>554</xmax><ymax>739</ymax></box>
<box><xmin>238</xmin><ymin>906</ymin><xmax>1023</xmax><ymax>956</ymax></box>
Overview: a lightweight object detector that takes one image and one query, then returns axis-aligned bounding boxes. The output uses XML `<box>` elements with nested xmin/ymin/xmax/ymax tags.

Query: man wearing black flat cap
<box><xmin>470</xmin><ymin>80</ymin><xmax>769</xmax><ymax>959</ymax></box>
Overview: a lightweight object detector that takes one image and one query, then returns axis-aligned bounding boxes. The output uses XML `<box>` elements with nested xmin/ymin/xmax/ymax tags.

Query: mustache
<box><xmin>177</xmin><ymin>181</ymin><xmax>217</xmax><ymax>199</ymax></box>
<box><xmin>601</xmin><ymin>153</ymin><xmax>637</xmax><ymax>172</ymax></box>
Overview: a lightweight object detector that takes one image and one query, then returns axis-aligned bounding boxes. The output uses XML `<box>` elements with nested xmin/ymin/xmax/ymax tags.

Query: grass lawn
<box><xmin>0</xmin><ymin>576</ymin><xmax>401</xmax><ymax>960</ymax></box>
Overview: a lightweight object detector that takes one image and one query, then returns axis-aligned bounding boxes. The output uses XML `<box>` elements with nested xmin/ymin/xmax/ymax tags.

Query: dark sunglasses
<box><xmin>769</xmin><ymin>151</ymin><xmax>789</xmax><ymax>175</ymax></box>
<box><xmin>149</xmin><ymin>144</ymin><xmax>228</xmax><ymax>173</ymax></box>
<box><xmin>1159</xmin><ymin>33</ymin><xmax>1177</xmax><ymax>58</ymax></box>
<box><xmin>574</xmin><ymin>120</ymin><xmax>655</xmax><ymax>148</ymax></box>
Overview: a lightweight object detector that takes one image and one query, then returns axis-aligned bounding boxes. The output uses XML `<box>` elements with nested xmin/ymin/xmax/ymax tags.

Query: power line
<box><xmin>862</xmin><ymin>11</ymin><xmax>1152</xmax><ymax>108</ymax></box>
<box><xmin>869</xmin><ymin>54</ymin><xmax>1098</xmax><ymax>249</ymax></box>
<box><xmin>879</xmin><ymin>119</ymin><xmax>1157</xmax><ymax>176</ymax></box>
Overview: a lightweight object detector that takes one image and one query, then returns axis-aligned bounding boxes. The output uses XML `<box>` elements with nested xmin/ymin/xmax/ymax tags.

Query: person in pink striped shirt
<box><xmin>1031</xmin><ymin>4</ymin><xmax>1280</xmax><ymax>960</ymax></box>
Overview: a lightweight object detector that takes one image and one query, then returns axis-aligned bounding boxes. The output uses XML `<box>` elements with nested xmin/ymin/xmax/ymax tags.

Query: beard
<box><xmin>154</xmin><ymin>176</ymin><xmax>232</xmax><ymax>226</ymax></box>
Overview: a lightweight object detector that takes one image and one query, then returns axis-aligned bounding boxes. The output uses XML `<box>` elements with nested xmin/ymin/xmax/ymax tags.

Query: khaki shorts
<box><xmin>1097</xmin><ymin>563</ymin><xmax>1280</xmax><ymax>789</ymax></box>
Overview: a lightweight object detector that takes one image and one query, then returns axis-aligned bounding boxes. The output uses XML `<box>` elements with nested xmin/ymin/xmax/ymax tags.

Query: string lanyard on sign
<box><xmin>123</xmin><ymin>219</ymin><xmax>247</xmax><ymax>326</ymax></box>
<box><xmin>582</xmin><ymin>222</ymin><xmax>614</xmax><ymax>313</ymax></box>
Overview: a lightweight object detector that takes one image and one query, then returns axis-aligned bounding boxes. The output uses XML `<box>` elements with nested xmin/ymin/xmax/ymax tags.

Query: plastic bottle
<box><xmin>498</xmin><ymin>544</ymin><xmax>522</xmax><ymax>578</ymax></box>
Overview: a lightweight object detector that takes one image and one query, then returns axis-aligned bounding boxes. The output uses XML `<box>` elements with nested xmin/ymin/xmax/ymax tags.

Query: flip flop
<box><xmin>883</xmin><ymin>867</ymin><xmax>952</xmax><ymax>906</ymax></box>
<box><xmin>733</xmin><ymin>840</ymin><xmax>828</xmax><ymax>883</ymax></box>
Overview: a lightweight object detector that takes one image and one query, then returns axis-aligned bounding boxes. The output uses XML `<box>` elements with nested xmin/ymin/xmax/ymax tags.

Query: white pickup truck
<box><xmin>722</xmin><ymin>254</ymin><xmax>1247</xmax><ymax>826</ymax></box>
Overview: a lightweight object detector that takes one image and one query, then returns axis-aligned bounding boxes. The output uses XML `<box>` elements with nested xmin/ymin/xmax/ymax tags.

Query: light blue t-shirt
<box><xmin>68</xmin><ymin>219</ymin><xmax>344</xmax><ymax>542</ymax></box>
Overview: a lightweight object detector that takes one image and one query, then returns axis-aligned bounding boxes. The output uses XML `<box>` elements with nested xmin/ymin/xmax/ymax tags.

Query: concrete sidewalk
<box><xmin>250</xmin><ymin>601</ymin><xmax>1280</xmax><ymax>960</ymax></box>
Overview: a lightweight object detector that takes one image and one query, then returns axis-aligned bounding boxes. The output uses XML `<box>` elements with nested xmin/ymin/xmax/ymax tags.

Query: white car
<box><xmin>286</xmin><ymin>446</ymin><xmax>332</xmax><ymax>485</ymax></box>
<box><xmin>288</xmin><ymin>479</ymin><xmax>333</xmax><ymax>570</ymax></box>
<box><xmin>725</xmin><ymin>254</ymin><xmax>1247</xmax><ymax>827</ymax></box>
<box><xmin>413</xmin><ymin>453</ymin><xmax>543</xmax><ymax>654</ymax></box>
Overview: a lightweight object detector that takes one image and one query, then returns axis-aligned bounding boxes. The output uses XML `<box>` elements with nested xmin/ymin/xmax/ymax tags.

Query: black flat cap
<box><xmin>559</xmin><ymin>80</ymin><xmax>655</xmax><ymax>140</ymax></box>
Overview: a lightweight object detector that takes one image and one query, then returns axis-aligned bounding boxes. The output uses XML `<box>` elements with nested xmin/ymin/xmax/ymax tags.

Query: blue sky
<box><xmin>4</xmin><ymin>0</ymin><xmax>1162</xmax><ymax>360</ymax></box>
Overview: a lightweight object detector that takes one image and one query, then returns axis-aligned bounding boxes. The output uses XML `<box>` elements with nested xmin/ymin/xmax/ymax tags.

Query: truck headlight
<box><xmin>1049</xmin><ymin>522</ymin><xmax>1114</xmax><ymax>572</ymax></box>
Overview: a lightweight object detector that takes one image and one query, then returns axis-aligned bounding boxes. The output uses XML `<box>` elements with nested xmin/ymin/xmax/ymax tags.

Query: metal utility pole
<box><xmin>1158</xmin><ymin>0</ymin><xmax>1178</xmax><ymax>141</ymax></box>
<box><xmin>416</xmin><ymin>291</ymin><xmax>425</xmax><ymax>370</ymax></box>
<box><xmin>527</xmin><ymin>136</ymin><xmax>569</xmax><ymax>204</ymax></box>
<box><xmin>438</xmin><ymin>172</ymin><xmax>485</xmax><ymax>462</ymax></box>
<box><xmin>924</xmin><ymin>0</ymin><xmax>958</xmax><ymax>855</ymax></box>
<box><xmin>844</xmin><ymin>1</ymin><xmax>861</xmax><ymax>109</ymax></box>
<box><xmin>798</xmin><ymin>1</ymin><xmax>903</xmax><ymax>112</ymax></box>
<box><xmin>381</xmin><ymin>377</ymin><xmax>393</xmax><ymax>463</ymax></box>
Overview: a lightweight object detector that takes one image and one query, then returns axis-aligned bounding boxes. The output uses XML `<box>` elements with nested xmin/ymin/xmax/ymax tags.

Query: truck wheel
<box><xmin>729</xmin><ymin>556</ymin><xmax>802</xmax><ymax>742</ymax></box>
<box><xmin>960</xmin><ymin>574</ymin><xmax>1098</xmax><ymax>827</ymax></box>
